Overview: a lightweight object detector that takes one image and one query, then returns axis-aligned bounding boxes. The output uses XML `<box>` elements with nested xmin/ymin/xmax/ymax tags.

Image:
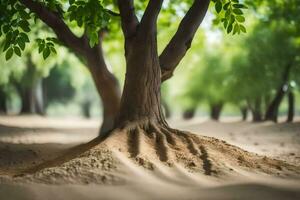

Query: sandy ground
<box><xmin>0</xmin><ymin>115</ymin><xmax>300</xmax><ymax>200</ymax></box>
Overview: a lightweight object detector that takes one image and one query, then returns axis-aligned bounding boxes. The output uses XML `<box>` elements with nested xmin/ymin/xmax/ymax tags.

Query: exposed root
<box><xmin>3</xmin><ymin>120</ymin><xmax>300</xmax><ymax>185</ymax></box>
<box><xmin>104</xmin><ymin>120</ymin><xmax>300</xmax><ymax>178</ymax></box>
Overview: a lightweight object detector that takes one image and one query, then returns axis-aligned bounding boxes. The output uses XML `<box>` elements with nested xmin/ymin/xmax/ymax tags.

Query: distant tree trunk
<box><xmin>287</xmin><ymin>91</ymin><xmax>295</xmax><ymax>123</ymax></box>
<box><xmin>249</xmin><ymin>98</ymin><xmax>263</xmax><ymax>122</ymax></box>
<box><xmin>183</xmin><ymin>108</ymin><xmax>196</xmax><ymax>120</ymax></box>
<box><xmin>265</xmin><ymin>63</ymin><xmax>292</xmax><ymax>122</ymax></box>
<box><xmin>210</xmin><ymin>103</ymin><xmax>223</xmax><ymax>121</ymax></box>
<box><xmin>240</xmin><ymin>106</ymin><xmax>248</xmax><ymax>121</ymax></box>
<box><xmin>18</xmin><ymin>57</ymin><xmax>45</xmax><ymax>115</ymax></box>
<box><xmin>0</xmin><ymin>88</ymin><xmax>7</xmax><ymax>114</ymax></box>
<box><xmin>82</xmin><ymin>100</ymin><xmax>92</xmax><ymax>118</ymax></box>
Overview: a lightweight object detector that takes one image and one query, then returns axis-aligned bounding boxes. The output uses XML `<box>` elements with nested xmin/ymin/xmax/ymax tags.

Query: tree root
<box><xmin>4</xmin><ymin>120</ymin><xmax>300</xmax><ymax>184</ymax></box>
<box><xmin>104</xmin><ymin>120</ymin><xmax>300</xmax><ymax>177</ymax></box>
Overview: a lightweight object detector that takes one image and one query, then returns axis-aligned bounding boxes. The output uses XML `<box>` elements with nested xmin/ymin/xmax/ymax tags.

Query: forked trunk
<box><xmin>265</xmin><ymin>63</ymin><xmax>292</xmax><ymax>122</ymax></box>
<box><xmin>264</xmin><ymin>85</ymin><xmax>286</xmax><ymax>122</ymax></box>
<box><xmin>287</xmin><ymin>91</ymin><xmax>295</xmax><ymax>123</ymax></box>
<box><xmin>210</xmin><ymin>103</ymin><xmax>223</xmax><ymax>121</ymax></box>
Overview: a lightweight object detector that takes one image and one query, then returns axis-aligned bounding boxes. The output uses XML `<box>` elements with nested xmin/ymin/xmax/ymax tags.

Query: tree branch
<box><xmin>20</xmin><ymin>0</ymin><xmax>87</xmax><ymax>56</ymax></box>
<box><xmin>139</xmin><ymin>0</ymin><xmax>164</xmax><ymax>33</ymax></box>
<box><xmin>160</xmin><ymin>0</ymin><xmax>210</xmax><ymax>82</ymax></box>
<box><xmin>117</xmin><ymin>0</ymin><xmax>139</xmax><ymax>39</ymax></box>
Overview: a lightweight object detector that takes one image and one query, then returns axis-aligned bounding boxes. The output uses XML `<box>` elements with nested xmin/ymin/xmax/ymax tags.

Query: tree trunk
<box><xmin>240</xmin><ymin>106</ymin><xmax>248</xmax><ymax>121</ymax></box>
<box><xmin>82</xmin><ymin>100</ymin><xmax>92</xmax><ymax>118</ymax></box>
<box><xmin>265</xmin><ymin>63</ymin><xmax>292</xmax><ymax>122</ymax></box>
<box><xmin>116</xmin><ymin>29</ymin><xmax>166</xmax><ymax>129</ymax></box>
<box><xmin>249</xmin><ymin>98</ymin><xmax>263</xmax><ymax>122</ymax></box>
<box><xmin>0</xmin><ymin>88</ymin><xmax>7</xmax><ymax>114</ymax></box>
<box><xmin>287</xmin><ymin>91</ymin><xmax>295</xmax><ymax>123</ymax></box>
<box><xmin>86</xmin><ymin>44</ymin><xmax>121</xmax><ymax>135</ymax></box>
<box><xmin>183</xmin><ymin>108</ymin><xmax>196</xmax><ymax>120</ymax></box>
<box><xmin>210</xmin><ymin>103</ymin><xmax>223</xmax><ymax>121</ymax></box>
<box><xmin>264</xmin><ymin>85</ymin><xmax>286</xmax><ymax>122</ymax></box>
<box><xmin>18</xmin><ymin>58</ymin><xmax>45</xmax><ymax>115</ymax></box>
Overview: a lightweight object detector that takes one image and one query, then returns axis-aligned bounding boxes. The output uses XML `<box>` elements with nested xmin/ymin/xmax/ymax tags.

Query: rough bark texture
<box><xmin>183</xmin><ymin>108</ymin><xmax>196</xmax><ymax>120</ymax></box>
<box><xmin>210</xmin><ymin>103</ymin><xmax>223</xmax><ymax>121</ymax></box>
<box><xmin>117</xmin><ymin>0</ymin><xmax>165</xmax><ymax>127</ymax></box>
<box><xmin>265</xmin><ymin>64</ymin><xmax>292</xmax><ymax>122</ymax></box>
<box><xmin>287</xmin><ymin>91</ymin><xmax>295</xmax><ymax>123</ymax></box>
<box><xmin>160</xmin><ymin>0</ymin><xmax>210</xmax><ymax>81</ymax></box>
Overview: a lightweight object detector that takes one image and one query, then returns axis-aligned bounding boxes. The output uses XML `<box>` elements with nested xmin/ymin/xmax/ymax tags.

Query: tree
<box><xmin>6</xmin><ymin>1</ymin><xmax>290</xmax><ymax>177</ymax></box>
<box><xmin>1</xmin><ymin>0</ymin><xmax>247</xmax><ymax>132</ymax></box>
<box><xmin>0</xmin><ymin>0</ymin><xmax>120</xmax><ymax>134</ymax></box>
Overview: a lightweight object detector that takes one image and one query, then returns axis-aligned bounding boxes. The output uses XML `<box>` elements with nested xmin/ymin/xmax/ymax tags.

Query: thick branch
<box><xmin>117</xmin><ymin>0</ymin><xmax>139</xmax><ymax>39</ymax></box>
<box><xmin>20</xmin><ymin>0</ymin><xmax>86</xmax><ymax>55</ymax></box>
<box><xmin>139</xmin><ymin>0</ymin><xmax>164</xmax><ymax>34</ymax></box>
<box><xmin>160</xmin><ymin>0</ymin><xmax>210</xmax><ymax>82</ymax></box>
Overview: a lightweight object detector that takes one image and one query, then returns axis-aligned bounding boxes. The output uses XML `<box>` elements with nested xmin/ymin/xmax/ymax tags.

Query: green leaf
<box><xmin>17</xmin><ymin>38</ymin><xmax>26</xmax><ymax>50</ymax></box>
<box><xmin>19</xmin><ymin>10</ymin><xmax>30</xmax><ymax>19</ymax></box>
<box><xmin>233</xmin><ymin>8</ymin><xmax>243</xmax><ymax>15</ymax></box>
<box><xmin>19</xmin><ymin>32</ymin><xmax>30</xmax><ymax>43</ymax></box>
<box><xmin>3</xmin><ymin>40</ymin><xmax>11</xmax><ymax>52</ymax></box>
<box><xmin>5</xmin><ymin>48</ymin><xmax>13</xmax><ymax>60</ymax></box>
<box><xmin>50</xmin><ymin>46</ymin><xmax>57</xmax><ymax>54</ymax></box>
<box><xmin>227</xmin><ymin>24</ymin><xmax>233</xmax><ymax>34</ymax></box>
<box><xmin>233</xmin><ymin>23</ymin><xmax>239</xmax><ymax>35</ymax></box>
<box><xmin>239</xmin><ymin>24</ymin><xmax>247</xmax><ymax>33</ymax></box>
<box><xmin>14</xmin><ymin>46</ymin><xmax>21</xmax><ymax>56</ymax></box>
<box><xmin>232</xmin><ymin>3</ymin><xmax>247</xmax><ymax>9</ymax></box>
<box><xmin>236</xmin><ymin>15</ymin><xmax>245</xmax><ymax>22</ymax></box>
<box><xmin>43</xmin><ymin>47</ymin><xmax>50</xmax><ymax>59</ymax></box>
<box><xmin>215</xmin><ymin>1</ymin><xmax>222</xmax><ymax>13</ymax></box>
<box><xmin>19</xmin><ymin>20</ymin><xmax>30</xmax><ymax>32</ymax></box>
<box><xmin>223</xmin><ymin>2</ymin><xmax>230</xmax><ymax>10</ymax></box>
<box><xmin>38</xmin><ymin>43</ymin><xmax>45</xmax><ymax>53</ymax></box>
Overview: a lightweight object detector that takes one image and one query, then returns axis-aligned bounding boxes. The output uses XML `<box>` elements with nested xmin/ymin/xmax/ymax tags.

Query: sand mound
<box><xmin>3</xmin><ymin>121</ymin><xmax>299</xmax><ymax>185</ymax></box>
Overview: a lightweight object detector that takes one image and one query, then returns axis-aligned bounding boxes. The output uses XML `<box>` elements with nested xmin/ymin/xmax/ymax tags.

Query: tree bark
<box><xmin>287</xmin><ymin>91</ymin><xmax>295</xmax><ymax>123</ymax></box>
<box><xmin>86</xmin><ymin>44</ymin><xmax>121</xmax><ymax>135</ymax></box>
<box><xmin>265</xmin><ymin>63</ymin><xmax>292</xmax><ymax>122</ymax></box>
<box><xmin>116</xmin><ymin>0</ymin><xmax>166</xmax><ymax>128</ymax></box>
<box><xmin>210</xmin><ymin>103</ymin><xmax>223</xmax><ymax>121</ymax></box>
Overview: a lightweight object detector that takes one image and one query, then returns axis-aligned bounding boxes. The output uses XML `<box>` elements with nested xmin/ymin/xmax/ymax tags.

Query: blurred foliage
<box><xmin>0</xmin><ymin>0</ymin><xmax>299</xmax><ymax>118</ymax></box>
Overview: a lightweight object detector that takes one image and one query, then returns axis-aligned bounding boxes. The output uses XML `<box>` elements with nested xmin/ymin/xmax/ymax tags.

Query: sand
<box><xmin>0</xmin><ymin>115</ymin><xmax>300</xmax><ymax>200</ymax></box>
